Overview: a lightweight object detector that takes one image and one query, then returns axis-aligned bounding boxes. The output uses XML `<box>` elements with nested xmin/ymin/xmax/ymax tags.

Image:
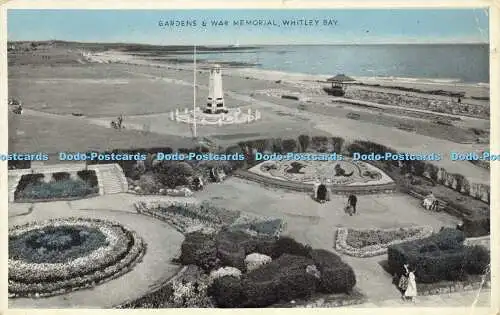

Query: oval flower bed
<box><xmin>8</xmin><ymin>217</ymin><xmax>146</xmax><ymax>298</ymax></box>
<box><xmin>335</xmin><ymin>226</ymin><xmax>433</xmax><ymax>258</ymax></box>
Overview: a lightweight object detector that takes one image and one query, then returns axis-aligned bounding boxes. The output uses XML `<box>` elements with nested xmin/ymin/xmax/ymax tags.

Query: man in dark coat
<box><xmin>348</xmin><ymin>194</ymin><xmax>357</xmax><ymax>214</ymax></box>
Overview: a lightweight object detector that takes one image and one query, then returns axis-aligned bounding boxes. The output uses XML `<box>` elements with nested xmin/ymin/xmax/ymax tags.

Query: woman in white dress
<box><xmin>404</xmin><ymin>267</ymin><xmax>418</xmax><ymax>302</ymax></box>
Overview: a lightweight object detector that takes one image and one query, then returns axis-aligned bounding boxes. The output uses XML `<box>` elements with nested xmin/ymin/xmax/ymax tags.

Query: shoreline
<box><xmin>86</xmin><ymin>51</ymin><xmax>490</xmax><ymax>94</ymax></box>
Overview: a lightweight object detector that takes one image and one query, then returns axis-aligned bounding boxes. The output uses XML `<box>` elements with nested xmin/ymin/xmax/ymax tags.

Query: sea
<box><xmin>176</xmin><ymin>44</ymin><xmax>489</xmax><ymax>84</ymax></box>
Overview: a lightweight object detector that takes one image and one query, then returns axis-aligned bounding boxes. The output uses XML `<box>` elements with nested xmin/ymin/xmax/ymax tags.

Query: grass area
<box><xmin>9</xmin><ymin>111</ymin><xmax>191</xmax><ymax>153</ymax></box>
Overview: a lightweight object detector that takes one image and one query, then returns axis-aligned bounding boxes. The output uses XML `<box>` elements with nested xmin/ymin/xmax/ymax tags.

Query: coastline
<box><xmin>86</xmin><ymin>50</ymin><xmax>489</xmax><ymax>99</ymax></box>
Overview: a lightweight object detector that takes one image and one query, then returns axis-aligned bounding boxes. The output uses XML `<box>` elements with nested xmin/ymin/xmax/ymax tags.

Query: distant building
<box><xmin>206</xmin><ymin>65</ymin><xmax>226</xmax><ymax>114</ymax></box>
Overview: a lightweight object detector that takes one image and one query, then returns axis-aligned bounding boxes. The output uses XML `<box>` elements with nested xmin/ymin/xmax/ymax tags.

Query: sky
<box><xmin>7</xmin><ymin>9</ymin><xmax>489</xmax><ymax>45</ymax></box>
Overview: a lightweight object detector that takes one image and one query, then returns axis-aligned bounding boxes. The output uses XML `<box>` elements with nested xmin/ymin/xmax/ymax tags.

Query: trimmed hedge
<box><xmin>14</xmin><ymin>174</ymin><xmax>45</xmax><ymax>199</ymax></box>
<box><xmin>271</xmin><ymin>236</ymin><xmax>313</xmax><ymax>259</ymax></box>
<box><xmin>179</xmin><ymin>232</ymin><xmax>219</xmax><ymax>271</ymax></box>
<box><xmin>52</xmin><ymin>172</ymin><xmax>71</xmax><ymax>182</ymax></box>
<box><xmin>208</xmin><ymin>276</ymin><xmax>246</xmax><ymax>308</ymax></box>
<box><xmin>241</xmin><ymin>254</ymin><xmax>317</xmax><ymax>307</ymax></box>
<box><xmin>388</xmin><ymin>228</ymin><xmax>489</xmax><ymax>284</ymax></box>
<box><xmin>310</xmin><ymin>249</ymin><xmax>356</xmax><ymax>293</ymax></box>
<box><xmin>215</xmin><ymin>229</ymin><xmax>277</xmax><ymax>271</ymax></box>
<box><xmin>462</xmin><ymin>215</ymin><xmax>490</xmax><ymax>237</ymax></box>
<box><xmin>77</xmin><ymin>170</ymin><xmax>99</xmax><ymax>188</ymax></box>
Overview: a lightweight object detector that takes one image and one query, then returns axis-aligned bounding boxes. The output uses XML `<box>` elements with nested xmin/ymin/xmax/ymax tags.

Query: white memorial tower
<box><xmin>206</xmin><ymin>65</ymin><xmax>226</xmax><ymax>114</ymax></box>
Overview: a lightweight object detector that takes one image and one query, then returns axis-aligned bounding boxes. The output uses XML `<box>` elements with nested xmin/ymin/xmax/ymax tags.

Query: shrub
<box><xmin>386</xmin><ymin>228</ymin><xmax>488</xmax><ymax>283</ymax></box>
<box><xmin>136</xmin><ymin>174</ymin><xmax>159</xmax><ymax>194</ymax></box>
<box><xmin>317</xmin><ymin>262</ymin><xmax>356</xmax><ymax>294</ymax></box>
<box><xmin>271</xmin><ymin>236</ymin><xmax>312</xmax><ymax>259</ymax></box>
<box><xmin>298</xmin><ymin>134</ymin><xmax>310</xmax><ymax>152</ymax></box>
<box><xmin>52</xmin><ymin>172</ymin><xmax>71</xmax><ymax>182</ymax></box>
<box><xmin>154</xmin><ymin>161</ymin><xmax>194</xmax><ymax>188</ymax></box>
<box><xmin>15</xmin><ymin>174</ymin><xmax>45</xmax><ymax>199</ymax></box>
<box><xmin>462</xmin><ymin>215</ymin><xmax>490</xmax><ymax>237</ymax></box>
<box><xmin>331</xmin><ymin>136</ymin><xmax>345</xmax><ymax>153</ymax></box>
<box><xmin>465</xmin><ymin>245</ymin><xmax>490</xmax><ymax>274</ymax></box>
<box><xmin>281</xmin><ymin>139</ymin><xmax>297</xmax><ymax>153</ymax></box>
<box><xmin>179</xmin><ymin>232</ymin><xmax>218</xmax><ymax>271</ymax></box>
<box><xmin>309</xmin><ymin>249</ymin><xmax>356</xmax><ymax>293</ymax></box>
<box><xmin>209</xmin><ymin>276</ymin><xmax>246</xmax><ymax>308</ymax></box>
<box><xmin>216</xmin><ymin>231</ymin><xmax>248</xmax><ymax>271</ymax></box>
<box><xmin>77</xmin><ymin>170</ymin><xmax>99</xmax><ymax>188</ymax></box>
<box><xmin>310</xmin><ymin>249</ymin><xmax>343</xmax><ymax>267</ymax></box>
<box><xmin>242</xmin><ymin>254</ymin><xmax>316</xmax><ymax>307</ymax></box>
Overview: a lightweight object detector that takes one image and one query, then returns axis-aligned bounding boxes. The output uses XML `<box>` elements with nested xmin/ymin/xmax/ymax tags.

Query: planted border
<box><xmin>8</xmin><ymin>217</ymin><xmax>146</xmax><ymax>298</ymax></box>
<box><xmin>335</xmin><ymin>226</ymin><xmax>433</xmax><ymax>258</ymax></box>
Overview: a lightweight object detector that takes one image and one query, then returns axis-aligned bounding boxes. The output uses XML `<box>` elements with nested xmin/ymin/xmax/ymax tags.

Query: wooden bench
<box><xmin>407</xmin><ymin>190</ymin><xmax>447</xmax><ymax>212</ymax></box>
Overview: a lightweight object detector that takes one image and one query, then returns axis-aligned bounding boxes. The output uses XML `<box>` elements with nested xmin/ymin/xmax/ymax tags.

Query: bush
<box><xmin>179</xmin><ymin>232</ymin><xmax>218</xmax><ymax>271</ymax></box>
<box><xmin>51</xmin><ymin>172</ymin><xmax>71</xmax><ymax>182</ymax></box>
<box><xmin>209</xmin><ymin>276</ymin><xmax>246</xmax><ymax>308</ymax></box>
<box><xmin>462</xmin><ymin>215</ymin><xmax>490</xmax><ymax>237</ymax></box>
<box><xmin>465</xmin><ymin>245</ymin><xmax>490</xmax><ymax>274</ymax></box>
<box><xmin>271</xmin><ymin>236</ymin><xmax>312</xmax><ymax>259</ymax></box>
<box><xmin>216</xmin><ymin>230</ymin><xmax>249</xmax><ymax>271</ymax></box>
<box><xmin>298</xmin><ymin>134</ymin><xmax>310</xmax><ymax>152</ymax></box>
<box><xmin>317</xmin><ymin>262</ymin><xmax>356</xmax><ymax>294</ymax></box>
<box><xmin>15</xmin><ymin>174</ymin><xmax>45</xmax><ymax>199</ymax></box>
<box><xmin>281</xmin><ymin>139</ymin><xmax>297</xmax><ymax>153</ymax></box>
<box><xmin>309</xmin><ymin>249</ymin><xmax>356</xmax><ymax>293</ymax></box>
<box><xmin>310</xmin><ymin>249</ymin><xmax>343</xmax><ymax>267</ymax></box>
<box><xmin>154</xmin><ymin>161</ymin><xmax>194</xmax><ymax>188</ymax></box>
<box><xmin>242</xmin><ymin>254</ymin><xmax>316</xmax><ymax>307</ymax></box>
<box><xmin>77</xmin><ymin>170</ymin><xmax>99</xmax><ymax>188</ymax></box>
<box><xmin>136</xmin><ymin>174</ymin><xmax>159</xmax><ymax>194</ymax></box>
<box><xmin>387</xmin><ymin>228</ymin><xmax>487</xmax><ymax>283</ymax></box>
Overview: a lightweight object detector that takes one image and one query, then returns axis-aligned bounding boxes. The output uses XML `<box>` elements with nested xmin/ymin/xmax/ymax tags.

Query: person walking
<box><xmin>398</xmin><ymin>263</ymin><xmax>409</xmax><ymax>298</ymax></box>
<box><xmin>404</xmin><ymin>266</ymin><xmax>418</xmax><ymax>303</ymax></box>
<box><xmin>348</xmin><ymin>194</ymin><xmax>358</xmax><ymax>214</ymax></box>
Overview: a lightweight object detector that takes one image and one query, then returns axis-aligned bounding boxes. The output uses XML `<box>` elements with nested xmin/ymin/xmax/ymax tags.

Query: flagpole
<box><xmin>193</xmin><ymin>45</ymin><xmax>197</xmax><ymax>139</ymax></box>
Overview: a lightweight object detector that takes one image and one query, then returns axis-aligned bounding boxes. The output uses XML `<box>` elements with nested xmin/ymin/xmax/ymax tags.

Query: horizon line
<box><xmin>7</xmin><ymin>39</ymin><xmax>489</xmax><ymax>46</ymax></box>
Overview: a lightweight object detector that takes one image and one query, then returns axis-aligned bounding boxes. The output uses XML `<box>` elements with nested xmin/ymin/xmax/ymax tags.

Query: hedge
<box><xmin>241</xmin><ymin>254</ymin><xmax>317</xmax><ymax>307</ymax></box>
<box><xmin>462</xmin><ymin>215</ymin><xmax>490</xmax><ymax>238</ymax></box>
<box><xmin>77</xmin><ymin>170</ymin><xmax>99</xmax><ymax>188</ymax></box>
<box><xmin>179</xmin><ymin>231</ymin><xmax>219</xmax><ymax>271</ymax></box>
<box><xmin>387</xmin><ymin>228</ymin><xmax>489</xmax><ymax>283</ymax></box>
<box><xmin>51</xmin><ymin>172</ymin><xmax>71</xmax><ymax>181</ymax></box>
<box><xmin>208</xmin><ymin>276</ymin><xmax>246</xmax><ymax>308</ymax></box>
<box><xmin>310</xmin><ymin>249</ymin><xmax>356</xmax><ymax>293</ymax></box>
<box><xmin>271</xmin><ymin>236</ymin><xmax>313</xmax><ymax>259</ymax></box>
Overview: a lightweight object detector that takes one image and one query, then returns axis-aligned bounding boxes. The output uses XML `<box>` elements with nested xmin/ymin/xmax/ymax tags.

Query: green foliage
<box><xmin>388</xmin><ymin>228</ymin><xmax>488</xmax><ymax>284</ymax></box>
<box><xmin>16</xmin><ymin>178</ymin><xmax>98</xmax><ymax>201</ymax></box>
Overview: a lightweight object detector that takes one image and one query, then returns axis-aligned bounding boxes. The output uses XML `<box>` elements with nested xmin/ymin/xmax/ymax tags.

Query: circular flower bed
<box><xmin>8</xmin><ymin>217</ymin><xmax>146</xmax><ymax>298</ymax></box>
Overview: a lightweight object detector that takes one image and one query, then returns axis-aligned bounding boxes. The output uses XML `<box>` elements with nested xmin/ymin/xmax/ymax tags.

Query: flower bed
<box><xmin>14</xmin><ymin>172</ymin><xmax>99</xmax><ymax>202</ymax></box>
<box><xmin>135</xmin><ymin>201</ymin><xmax>284</xmax><ymax>237</ymax></box>
<box><xmin>8</xmin><ymin>217</ymin><xmax>146</xmax><ymax>298</ymax></box>
<box><xmin>335</xmin><ymin>226</ymin><xmax>433</xmax><ymax>258</ymax></box>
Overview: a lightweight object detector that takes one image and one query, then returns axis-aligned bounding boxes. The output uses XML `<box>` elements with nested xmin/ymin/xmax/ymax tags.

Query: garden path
<box><xmin>8</xmin><ymin>187</ymin><xmax>487</xmax><ymax>307</ymax></box>
<box><xmin>197</xmin><ymin>177</ymin><xmax>462</xmax><ymax>302</ymax></box>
